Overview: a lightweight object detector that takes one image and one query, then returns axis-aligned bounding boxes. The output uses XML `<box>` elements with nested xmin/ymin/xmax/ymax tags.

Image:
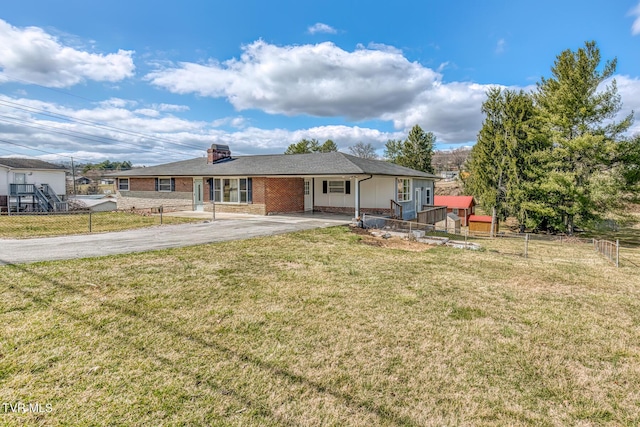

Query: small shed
<box><xmin>436</xmin><ymin>212</ymin><xmax>461</xmax><ymax>234</ymax></box>
<box><xmin>468</xmin><ymin>215</ymin><xmax>499</xmax><ymax>233</ymax></box>
<box><xmin>433</xmin><ymin>195</ymin><xmax>475</xmax><ymax>226</ymax></box>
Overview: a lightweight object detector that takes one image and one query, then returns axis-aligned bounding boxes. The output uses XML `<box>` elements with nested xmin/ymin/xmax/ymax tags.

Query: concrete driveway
<box><xmin>0</xmin><ymin>212</ymin><xmax>351</xmax><ymax>265</ymax></box>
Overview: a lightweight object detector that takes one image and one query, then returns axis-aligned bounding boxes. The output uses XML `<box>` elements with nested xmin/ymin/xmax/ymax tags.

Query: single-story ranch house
<box><xmin>111</xmin><ymin>145</ymin><xmax>440</xmax><ymax>220</ymax></box>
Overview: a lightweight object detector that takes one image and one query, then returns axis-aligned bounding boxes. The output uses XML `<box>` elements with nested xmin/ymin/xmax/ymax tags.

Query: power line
<box><xmin>0</xmin><ymin>98</ymin><xmax>209</xmax><ymax>152</ymax></box>
<box><xmin>0</xmin><ymin>114</ymin><xmax>198</xmax><ymax>160</ymax></box>
<box><xmin>0</xmin><ymin>138</ymin><xmax>94</xmax><ymax>162</ymax></box>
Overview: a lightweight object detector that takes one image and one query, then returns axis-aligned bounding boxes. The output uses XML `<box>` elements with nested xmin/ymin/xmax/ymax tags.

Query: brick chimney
<box><xmin>207</xmin><ymin>144</ymin><xmax>231</xmax><ymax>163</ymax></box>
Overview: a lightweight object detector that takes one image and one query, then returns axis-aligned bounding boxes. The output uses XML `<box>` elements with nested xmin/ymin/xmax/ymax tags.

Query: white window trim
<box><xmin>157</xmin><ymin>177</ymin><xmax>172</xmax><ymax>192</ymax></box>
<box><xmin>213</xmin><ymin>177</ymin><xmax>250</xmax><ymax>204</ymax></box>
<box><xmin>118</xmin><ymin>178</ymin><xmax>130</xmax><ymax>191</ymax></box>
<box><xmin>328</xmin><ymin>180</ymin><xmax>345</xmax><ymax>194</ymax></box>
<box><xmin>397</xmin><ymin>178</ymin><xmax>412</xmax><ymax>202</ymax></box>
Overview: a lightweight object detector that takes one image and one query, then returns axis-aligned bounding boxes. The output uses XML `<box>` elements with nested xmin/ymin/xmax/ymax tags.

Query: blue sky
<box><xmin>1</xmin><ymin>0</ymin><xmax>640</xmax><ymax>164</ymax></box>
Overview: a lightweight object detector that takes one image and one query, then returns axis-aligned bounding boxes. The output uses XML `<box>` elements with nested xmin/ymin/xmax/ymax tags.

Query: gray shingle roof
<box><xmin>110</xmin><ymin>152</ymin><xmax>439</xmax><ymax>179</ymax></box>
<box><xmin>0</xmin><ymin>158</ymin><xmax>66</xmax><ymax>170</ymax></box>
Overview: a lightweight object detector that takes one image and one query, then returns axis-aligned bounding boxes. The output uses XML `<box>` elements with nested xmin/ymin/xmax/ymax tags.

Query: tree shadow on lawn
<box><xmin>2</xmin><ymin>260</ymin><xmax>420</xmax><ymax>426</ymax></box>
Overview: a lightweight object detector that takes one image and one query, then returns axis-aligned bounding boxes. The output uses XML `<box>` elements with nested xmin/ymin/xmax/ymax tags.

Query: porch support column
<box><xmin>354</xmin><ymin>176</ymin><xmax>359</xmax><ymax>219</ymax></box>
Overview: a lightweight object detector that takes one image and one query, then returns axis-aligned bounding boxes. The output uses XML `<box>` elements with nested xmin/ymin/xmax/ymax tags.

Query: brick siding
<box><xmin>127</xmin><ymin>177</ymin><xmax>192</xmax><ymax>192</ymax></box>
<box><xmin>119</xmin><ymin>176</ymin><xmax>304</xmax><ymax>215</ymax></box>
<box><xmin>264</xmin><ymin>177</ymin><xmax>304</xmax><ymax>214</ymax></box>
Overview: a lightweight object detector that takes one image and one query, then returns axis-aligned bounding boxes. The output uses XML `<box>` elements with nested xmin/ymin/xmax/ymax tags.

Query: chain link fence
<box><xmin>360</xmin><ymin>214</ymin><xmax>638</xmax><ymax>268</ymax></box>
<box><xmin>0</xmin><ymin>203</ymin><xmax>206</xmax><ymax>238</ymax></box>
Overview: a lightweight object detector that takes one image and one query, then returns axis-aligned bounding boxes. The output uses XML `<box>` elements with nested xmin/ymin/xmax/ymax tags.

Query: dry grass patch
<box><xmin>1</xmin><ymin>226</ymin><xmax>639</xmax><ymax>425</ymax></box>
<box><xmin>0</xmin><ymin>212</ymin><xmax>202</xmax><ymax>238</ymax></box>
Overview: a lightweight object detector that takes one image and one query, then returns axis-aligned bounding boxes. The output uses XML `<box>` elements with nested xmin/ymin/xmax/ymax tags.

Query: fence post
<box><xmin>212</xmin><ymin>201</ymin><xmax>215</xmax><ymax>221</ymax></box>
<box><xmin>616</xmin><ymin>239</ymin><xmax>619</xmax><ymax>268</ymax></box>
<box><xmin>524</xmin><ymin>233</ymin><xmax>529</xmax><ymax>259</ymax></box>
<box><xmin>160</xmin><ymin>205</ymin><xmax>163</xmax><ymax>225</ymax></box>
<box><xmin>89</xmin><ymin>211</ymin><xmax>92</xmax><ymax>233</ymax></box>
<box><xmin>464</xmin><ymin>229</ymin><xmax>468</xmax><ymax>248</ymax></box>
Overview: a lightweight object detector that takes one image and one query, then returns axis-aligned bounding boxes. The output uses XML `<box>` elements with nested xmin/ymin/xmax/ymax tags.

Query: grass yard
<box><xmin>1</xmin><ymin>226</ymin><xmax>639</xmax><ymax>425</ymax></box>
<box><xmin>0</xmin><ymin>211</ymin><xmax>203</xmax><ymax>238</ymax></box>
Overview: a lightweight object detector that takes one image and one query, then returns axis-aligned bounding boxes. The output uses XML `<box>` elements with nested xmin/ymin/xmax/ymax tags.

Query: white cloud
<box><xmin>307</xmin><ymin>23</ymin><xmax>337</xmax><ymax>35</ymax></box>
<box><xmin>629</xmin><ymin>3</ymin><xmax>640</xmax><ymax>35</ymax></box>
<box><xmin>612</xmin><ymin>75</ymin><xmax>640</xmax><ymax>135</ymax></box>
<box><xmin>0</xmin><ymin>94</ymin><xmax>405</xmax><ymax>164</ymax></box>
<box><xmin>0</xmin><ymin>19</ymin><xmax>135</xmax><ymax>87</ymax></box>
<box><xmin>495</xmin><ymin>38</ymin><xmax>506</xmax><ymax>54</ymax></box>
<box><xmin>152</xmin><ymin>103</ymin><xmax>190</xmax><ymax>112</ymax></box>
<box><xmin>383</xmin><ymin>81</ymin><xmax>492</xmax><ymax>143</ymax></box>
<box><xmin>147</xmin><ymin>40</ymin><xmax>440</xmax><ymax>120</ymax></box>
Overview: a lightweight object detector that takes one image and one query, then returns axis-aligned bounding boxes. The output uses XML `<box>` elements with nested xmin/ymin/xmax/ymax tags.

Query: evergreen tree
<box><xmin>466</xmin><ymin>88</ymin><xmax>546</xmax><ymax>233</ymax></box>
<box><xmin>284</xmin><ymin>138</ymin><xmax>337</xmax><ymax>154</ymax></box>
<box><xmin>318</xmin><ymin>139</ymin><xmax>338</xmax><ymax>153</ymax></box>
<box><xmin>384</xmin><ymin>125</ymin><xmax>435</xmax><ymax>173</ymax></box>
<box><xmin>532</xmin><ymin>41</ymin><xmax>632</xmax><ymax>233</ymax></box>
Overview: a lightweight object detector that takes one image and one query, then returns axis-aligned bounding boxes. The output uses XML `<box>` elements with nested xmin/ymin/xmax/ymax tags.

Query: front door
<box><xmin>415</xmin><ymin>188</ymin><xmax>422</xmax><ymax>214</ymax></box>
<box><xmin>304</xmin><ymin>179</ymin><xmax>312</xmax><ymax>211</ymax></box>
<box><xmin>14</xmin><ymin>172</ymin><xmax>26</xmax><ymax>186</ymax></box>
<box><xmin>193</xmin><ymin>178</ymin><xmax>204</xmax><ymax>211</ymax></box>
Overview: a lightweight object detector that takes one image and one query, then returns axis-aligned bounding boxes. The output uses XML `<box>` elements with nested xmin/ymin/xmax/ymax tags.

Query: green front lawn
<box><xmin>0</xmin><ymin>212</ymin><xmax>202</xmax><ymax>238</ymax></box>
<box><xmin>1</xmin><ymin>227</ymin><xmax>639</xmax><ymax>425</ymax></box>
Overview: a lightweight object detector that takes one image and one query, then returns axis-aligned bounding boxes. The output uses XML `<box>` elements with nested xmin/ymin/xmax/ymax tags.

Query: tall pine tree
<box><xmin>384</xmin><ymin>124</ymin><xmax>435</xmax><ymax>173</ymax></box>
<box><xmin>465</xmin><ymin>88</ymin><xmax>546</xmax><ymax>233</ymax></box>
<box><xmin>532</xmin><ymin>41</ymin><xmax>632</xmax><ymax>233</ymax></box>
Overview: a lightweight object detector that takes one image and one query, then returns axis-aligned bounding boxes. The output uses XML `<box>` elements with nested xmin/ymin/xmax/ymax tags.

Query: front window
<box><xmin>397</xmin><ymin>179</ymin><xmax>411</xmax><ymax>202</ymax></box>
<box><xmin>157</xmin><ymin>178</ymin><xmax>172</xmax><ymax>192</ymax></box>
<box><xmin>213</xmin><ymin>178</ymin><xmax>251</xmax><ymax>203</ymax></box>
<box><xmin>328</xmin><ymin>181</ymin><xmax>345</xmax><ymax>194</ymax></box>
<box><xmin>304</xmin><ymin>181</ymin><xmax>310</xmax><ymax>195</ymax></box>
<box><xmin>118</xmin><ymin>178</ymin><xmax>129</xmax><ymax>191</ymax></box>
<box><xmin>425</xmin><ymin>188</ymin><xmax>431</xmax><ymax>205</ymax></box>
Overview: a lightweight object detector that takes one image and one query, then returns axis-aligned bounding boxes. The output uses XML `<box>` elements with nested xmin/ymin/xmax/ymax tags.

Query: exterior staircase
<box><xmin>9</xmin><ymin>184</ymin><xmax>68</xmax><ymax>212</ymax></box>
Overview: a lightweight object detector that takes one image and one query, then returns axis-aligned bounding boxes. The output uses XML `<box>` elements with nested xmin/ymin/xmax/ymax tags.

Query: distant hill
<box><xmin>435</xmin><ymin>180</ymin><xmax>463</xmax><ymax>196</ymax></box>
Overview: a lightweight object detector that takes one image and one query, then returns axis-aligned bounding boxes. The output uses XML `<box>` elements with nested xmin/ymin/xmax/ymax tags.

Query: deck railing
<box><xmin>417</xmin><ymin>205</ymin><xmax>448</xmax><ymax>225</ymax></box>
<box><xmin>390</xmin><ymin>200</ymin><xmax>403</xmax><ymax>219</ymax></box>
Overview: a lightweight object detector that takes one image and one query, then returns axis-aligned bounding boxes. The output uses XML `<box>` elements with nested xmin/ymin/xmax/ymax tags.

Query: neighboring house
<box><xmin>0</xmin><ymin>158</ymin><xmax>67</xmax><ymax>212</ymax></box>
<box><xmin>75</xmin><ymin>176</ymin><xmax>92</xmax><ymax>185</ymax></box>
<box><xmin>110</xmin><ymin>144</ymin><xmax>441</xmax><ymax>220</ymax></box>
<box><xmin>70</xmin><ymin>195</ymin><xmax>117</xmax><ymax>212</ymax></box>
<box><xmin>433</xmin><ymin>195</ymin><xmax>475</xmax><ymax>226</ymax></box>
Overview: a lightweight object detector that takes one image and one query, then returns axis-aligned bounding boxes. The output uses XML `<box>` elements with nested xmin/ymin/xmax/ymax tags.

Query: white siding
<box><xmin>313</xmin><ymin>178</ymin><xmax>355</xmax><ymax>208</ymax></box>
<box><xmin>359</xmin><ymin>177</ymin><xmax>395</xmax><ymax>209</ymax></box>
<box><xmin>1</xmin><ymin>168</ymin><xmax>66</xmax><ymax>195</ymax></box>
<box><xmin>0</xmin><ymin>166</ymin><xmax>8</xmax><ymax>195</ymax></box>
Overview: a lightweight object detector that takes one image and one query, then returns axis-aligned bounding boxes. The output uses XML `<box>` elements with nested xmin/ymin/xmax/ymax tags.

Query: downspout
<box><xmin>355</xmin><ymin>175</ymin><xmax>373</xmax><ymax>219</ymax></box>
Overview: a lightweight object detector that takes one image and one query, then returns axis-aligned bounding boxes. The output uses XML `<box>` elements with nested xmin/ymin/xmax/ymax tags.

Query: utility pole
<box><xmin>71</xmin><ymin>156</ymin><xmax>77</xmax><ymax>196</ymax></box>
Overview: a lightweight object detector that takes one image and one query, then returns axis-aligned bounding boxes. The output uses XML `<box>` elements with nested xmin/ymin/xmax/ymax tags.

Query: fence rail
<box><xmin>594</xmin><ymin>239</ymin><xmax>619</xmax><ymax>267</ymax></box>
<box><xmin>0</xmin><ymin>203</ymin><xmax>206</xmax><ymax>239</ymax></box>
<box><xmin>360</xmin><ymin>213</ymin><xmax>633</xmax><ymax>267</ymax></box>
